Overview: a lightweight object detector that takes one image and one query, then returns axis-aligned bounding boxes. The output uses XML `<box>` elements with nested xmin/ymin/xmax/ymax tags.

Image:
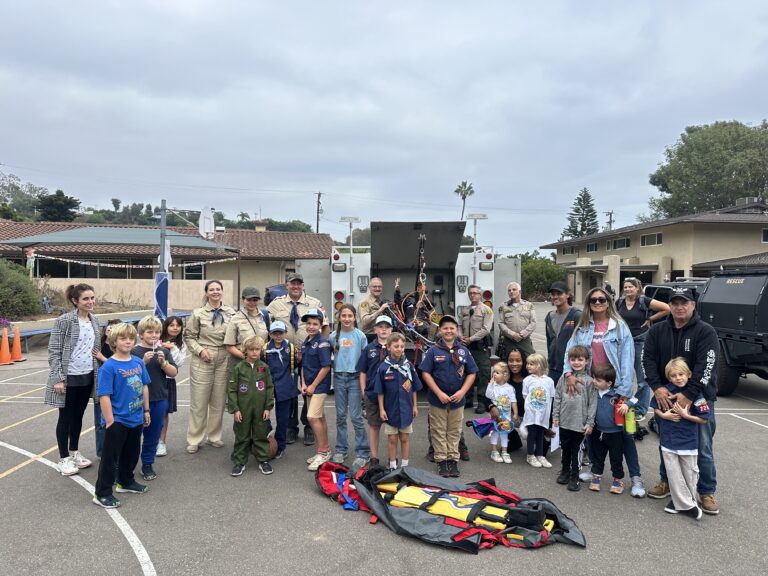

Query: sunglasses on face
<box><xmin>589</xmin><ymin>297</ymin><xmax>608</xmax><ymax>304</ymax></box>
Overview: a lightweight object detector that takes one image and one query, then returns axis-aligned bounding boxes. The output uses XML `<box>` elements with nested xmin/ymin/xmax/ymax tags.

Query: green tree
<box><xmin>0</xmin><ymin>172</ymin><xmax>47</xmax><ymax>219</ymax></box>
<box><xmin>454</xmin><ymin>180</ymin><xmax>475</xmax><ymax>220</ymax></box>
<box><xmin>562</xmin><ymin>187</ymin><xmax>599</xmax><ymax>238</ymax></box>
<box><xmin>237</xmin><ymin>211</ymin><xmax>251</xmax><ymax>223</ymax></box>
<box><xmin>111</xmin><ymin>198</ymin><xmax>121</xmax><ymax>212</ymax></box>
<box><xmin>37</xmin><ymin>190</ymin><xmax>81</xmax><ymax>222</ymax></box>
<box><xmin>510</xmin><ymin>251</ymin><xmax>565</xmax><ymax>298</ymax></box>
<box><xmin>647</xmin><ymin>120</ymin><xmax>768</xmax><ymax>219</ymax></box>
<box><xmin>0</xmin><ymin>260</ymin><xmax>42</xmax><ymax>319</ymax></box>
<box><xmin>264</xmin><ymin>218</ymin><xmax>313</xmax><ymax>232</ymax></box>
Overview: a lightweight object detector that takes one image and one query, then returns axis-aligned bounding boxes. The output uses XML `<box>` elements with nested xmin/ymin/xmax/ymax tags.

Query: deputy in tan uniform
<box><xmin>497</xmin><ymin>281</ymin><xmax>537</xmax><ymax>358</ymax></box>
<box><xmin>459</xmin><ymin>284</ymin><xmax>494</xmax><ymax>413</ymax></box>
<box><xmin>267</xmin><ymin>272</ymin><xmax>328</xmax><ymax>445</ymax></box>
<box><xmin>224</xmin><ymin>286</ymin><xmax>269</xmax><ymax>361</ymax></box>
<box><xmin>184</xmin><ymin>279</ymin><xmax>236</xmax><ymax>453</ymax></box>
<box><xmin>357</xmin><ymin>277</ymin><xmax>392</xmax><ymax>338</ymax></box>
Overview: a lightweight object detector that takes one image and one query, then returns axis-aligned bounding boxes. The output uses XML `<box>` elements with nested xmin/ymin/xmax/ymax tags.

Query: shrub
<box><xmin>0</xmin><ymin>259</ymin><xmax>42</xmax><ymax>319</ymax></box>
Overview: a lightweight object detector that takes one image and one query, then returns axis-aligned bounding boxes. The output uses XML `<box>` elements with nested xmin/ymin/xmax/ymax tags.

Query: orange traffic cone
<box><xmin>10</xmin><ymin>326</ymin><xmax>26</xmax><ymax>362</ymax></box>
<box><xmin>0</xmin><ymin>328</ymin><xmax>13</xmax><ymax>365</ymax></box>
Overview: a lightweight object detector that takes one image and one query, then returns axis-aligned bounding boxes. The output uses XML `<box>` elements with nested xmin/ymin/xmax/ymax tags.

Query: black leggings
<box><xmin>56</xmin><ymin>374</ymin><xmax>94</xmax><ymax>458</ymax></box>
<box><xmin>526</xmin><ymin>424</ymin><xmax>546</xmax><ymax>457</ymax></box>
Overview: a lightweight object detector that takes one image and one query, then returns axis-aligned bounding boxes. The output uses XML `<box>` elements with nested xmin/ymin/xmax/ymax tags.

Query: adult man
<box><xmin>224</xmin><ymin>287</ymin><xmax>269</xmax><ymax>361</ymax></box>
<box><xmin>267</xmin><ymin>273</ymin><xmax>328</xmax><ymax>446</ymax></box>
<box><xmin>545</xmin><ymin>281</ymin><xmax>581</xmax><ymax>383</ymax></box>
<box><xmin>358</xmin><ymin>277</ymin><xmax>391</xmax><ymax>340</ymax></box>
<box><xmin>642</xmin><ymin>287</ymin><xmax>720</xmax><ymax>514</ymax></box>
<box><xmin>497</xmin><ymin>281</ymin><xmax>537</xmax><ymax>358</ymax></box>
<box><xmin>459</xmin><ymin>284</ymin><xmax>493</xmax><ymax>413</ymax></box>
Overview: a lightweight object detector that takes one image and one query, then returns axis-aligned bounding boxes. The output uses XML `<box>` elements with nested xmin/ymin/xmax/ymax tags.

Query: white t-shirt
<box><xmin>68</xmin><ymin>319</ymin><xmax>95</xmax><ymax>376</ymax></box>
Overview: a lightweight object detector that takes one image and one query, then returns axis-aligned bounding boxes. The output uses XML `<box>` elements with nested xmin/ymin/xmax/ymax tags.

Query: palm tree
<box><xmin>454</xmin><ymin>180</ymin><xmax>475</xmax><ymax>220</ymax></box>
<box><xmin>237</xmin><ymin>211</ymin><xmax>251</xmax><ymax>223</ymax></box>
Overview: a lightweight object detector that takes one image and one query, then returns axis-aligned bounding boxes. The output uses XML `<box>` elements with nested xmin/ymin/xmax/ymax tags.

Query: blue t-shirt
<box><xmin>265</xmin><ymin>340</ymin><xmax>298</xmax><ymax>402</ymax></box>
<box><xmin>374</xmin><ymin>356</ymin><xmax>423</xmax><ymax>429</ymax></box>
<box><xmin>97</xmin><ymin>356</ymin><xmax>150</xmax><ymax>427</ymax></box>
<box><xmin>301</xmin><ymin>334</ymin><xmax>332</xmax><ymax>394</ymax></box>
<box><xmin>357</xmin><ymin>340</ymin><xmax>386</xmax><ymax>397</ymax></box>
<box><xmin>329</xmin><ymin>328</ymin><xmax>367</xmax><ymax>373</ymax></box>
<box><xmin>651</xmin><ymin>384</ymin><xmax>710</xmax><ymax>453</ymax></box>
<box><xmin>419</xmin><ymin>339</ymin><xmax>478</xmax><ymax>409</ymax></box>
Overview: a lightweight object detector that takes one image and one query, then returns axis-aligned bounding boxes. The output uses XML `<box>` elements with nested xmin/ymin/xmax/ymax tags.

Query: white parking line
<box><xmin>729</xmin><ymin>414</ymin><xmax>768</xmax><ymax>430</ymax></box>
<box><xmin>733</xmin><ymin>393</ymin><xmax>768</xmax><ymax>406</ymax></box>
<box><xmin>0</xmin><ymin>369</ymin><xmax>48</xmax><ymax>383</ymax></box>
<box><xmin>0</xmin><ymin>439</ymin><xmax>157</xmax><ymax>576</ymax></box>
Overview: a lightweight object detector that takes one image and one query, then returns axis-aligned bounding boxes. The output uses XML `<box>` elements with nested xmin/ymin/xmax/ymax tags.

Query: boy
<box><xmin>264</xmin><ymin>321</ymin><xmax>298</xmax><ymax>460</ymax></box>
<box><xmin>357</xmin><ymin>315</ymin><xmax>394</xmax><ymax>465</ymax></box>
<box><xmin>300</xmin><ymin>309</ymin><xmax>333</xmax><ymax>471</ymax></box>
<box><xmin>589</xmin><ymin>364</ymin><xmax>636</xmax><ymax>494</ymax></box>
<box><xmin>375</xmin><ymin>333</ymin><xmax>422</xmax><ymax>470</ymax></box>
<box><xmin>552</xmin><ymin>345</ymin><xmax>596</xmax><ymax>491</ymax></box>
<box><xmin>133</xmin><ymin>315</ymin><xmax>177</xmax><ymax>481</ymax></box>
<box><xmin>651</xmin><ymin>357</ymin><xmax>709</xmax><ymax>520</ymax></box>
<box><xmin>93</xmin><ymin>323</ymin><xmax>151</xmax><ymax>508</ymax></box>
<box><xmin>228</xmin><ymin>336</ymin><xmax>274</xmax><ymax>476</ymax></box>
<box><xmin>420</xmin><ymin>315</ymin><xmax>478</xmax><ymax>478</ymax></box>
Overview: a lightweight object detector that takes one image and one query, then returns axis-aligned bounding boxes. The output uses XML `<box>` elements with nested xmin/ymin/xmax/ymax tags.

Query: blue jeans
<box><xmin>141</xmin><ymin>399</ymin><xmax>168</xmax><ymax>466</ymax></box>
<box><xmin>659</xmin><ymin>400</ymin><xmax>717</xmax><ymax>494</ymax></box>
<box><xmin>274</xmin><ymin>398</ymin><xmax>293</xmax><ymax>452</ymax></box>
<box><xmin>633</xmin><ymin>339</ymin><xmax>651</xmax><ymax>416</ymax></box>
<box><xmin>333</xmin><ymin>373</ymin><xmax>370</xmax><ymax>458</ymax></box>
<box><xmin>623</xmin><ymin>431</ymin><xmax>641</xmax><ymax>477</ymax></box>
<box><xmin>94</xmin><ymin>400</ymin><xmax>106</xmax><ymax>458</ymax></box>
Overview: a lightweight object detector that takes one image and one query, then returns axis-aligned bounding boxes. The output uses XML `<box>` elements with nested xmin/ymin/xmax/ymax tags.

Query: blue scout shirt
<box><xmin>651</xmin><ymin>383</ymin><xmax>710</xmax><ymax>453</ymax></box>
<box><xmin>265</xmin><ymin>340</ymin><xmax>298</xmax><ymax>402</ymax></box>
<box><xmin>420</xmin><ymin>339</ymin><xmax>478</xmax><ymax>409</ymax></box>
<box><xmin>374</xmin><ymin>355</ymin><xmax>423</xmax><ymax>429</ymax></box>
<box><xmin>329</xmin><ymin>328</ymin><xmax>368</xmax><ymax>373</ymax></box>
<box><xmin>357</xmin><ymin>340</ymin><xmax>386</xmax><ymax>398</ymax></box>
<box><xmin>301</xmin><ymin>334</ymin><xmax>332</xmax><ymax>394</ymax></box>
<box><xmin>97</xmin><ymin>356</ymin><xmax>151</xmax><ymax>427</ymax></box>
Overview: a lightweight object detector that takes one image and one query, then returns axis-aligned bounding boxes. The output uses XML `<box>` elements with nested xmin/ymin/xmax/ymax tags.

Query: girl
<box><xmin>485</xmin><ymin>363</ymin><xmax>517</xmax><ymax>464</ymax></box>
<box><xmin>158</xmin><ymin>316</ymin><xmax>188</xmax><ymax>457</ymax></box>
<box><xmin>329</xmin><ymin>304</ymin><xmax>370</xmax><ymax>467</ymax></box>
<box><xmin>94</xmin><ymin>319</ymin><xmax>122</xmax><ymax>458</ymax></box>
<box><xmin>375</xmin><ymin>333</ymin><xmax>422</xmax><ymax>470</ymax></box>
<box><xmin>522</xmin><ymin>353</ymin><xmax>555</xmax><ymax>468</ymax></box>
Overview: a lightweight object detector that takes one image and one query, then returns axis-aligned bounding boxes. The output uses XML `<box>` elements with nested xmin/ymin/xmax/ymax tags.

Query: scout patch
<box><xmin>369</xmin><ymin>350</ymin><xmax>377</xmax><ymax>358</ymax></box>
<box><xmin>385</xmin><ymin>374</ymin><xmax>395</xmax><ymax>380</ymax></box>
<box><xmin>257</xmin><ymin>380</ymin><xmax>266</xmax><ymax>391</ymax></box>
<box><xmin>257</xmin><ymin>366</ymin><xmax>265</xmax><ymax>373</ymax></box>
<box><xmin>435</xmin><ymin>355</ymin><xmax>447</xmax><ymax>362</ymax></box>
<box><xmin>694</xmin><ymin>398</ymin><xmax>709</xmax><ymax>413</ymax></box>
<box><xmin>239</xmin><ymin>382</ymin><xmax>249</xmax><ymax>393</ymax></box>
<box><xmin>402</xmin><ymin>379</ymin><xmax>412</xmax><ymax>392</ymax></box>
<box><xmin>457</xmin><ymin>349</ymin><xmax>466</xmax><ymax>357</ymax></box>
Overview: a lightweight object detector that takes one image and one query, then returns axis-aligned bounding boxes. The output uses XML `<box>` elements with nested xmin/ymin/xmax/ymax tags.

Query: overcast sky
<box><xmin>1</xmin><ymin>1</ymin><xmax>766</xmax><ymax>253</ymax></box>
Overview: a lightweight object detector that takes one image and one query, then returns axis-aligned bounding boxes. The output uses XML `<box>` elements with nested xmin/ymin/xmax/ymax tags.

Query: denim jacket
<box><xmin>563</xmin><ymin>317</ymin><xmax>635</xmax><ymax>399</ymax></box>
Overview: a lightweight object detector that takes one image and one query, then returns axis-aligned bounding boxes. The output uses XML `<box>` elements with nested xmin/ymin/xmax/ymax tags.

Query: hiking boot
<box><xmin>437</xmin><ymin>461</ymin><xmax>450</xmax><ymax>477</ymax></box>
<box><xmin>556</xmin><ymin>469</ymin><xmax>570</xmax><ymax>485</ymax></box>
<box><xmin>681</xmin><ymin>505</ymin><xmax>703</xmax><ymax>521</ymax></box>
<box><xmin>630</xmin><ymin>476</ymin><xmax>646</xmax><ymax>498</ymax></box>
<box><xmin>156</xmin><ymin>441</ymin><xmax>167</xmax><ymax>457</ymax></box>
<box><xmin>527</xmin><ymin>455</ymin><xmax>542</xmax><ymax>468</ymax></box>
<box><xmin>57</xmin><ymin>456</ymin><xmax>78</xmax><ymax>476</ymax></box>
<box><xmin>699</xmin><ymin>494</ymin><xmax>720</xmax><ymax>515</ymax></box>
<box><xmin>459</xmin><ymin>448</ymin><xmax>470</xmax><ymax>462</ymax></box>
<box><xmin>647</xmin><ymin>480</ymin><xmax>670</xmax><ymax>499</ymax></box>
<box><xmin>447</xmin><ymin>460</ymin><xmax>460</xmax><ymax>477</ymax></box>
<box><xmin>490</xmin><ymin>450</ymin><xmax>503</xmax><ymax>463</ymax></box>
<box><xmin>259</xmin><ymin>461</ymin><xmax>273</xmax><ymax>475</ymax></box>
<box><xmin>115</xmin><ymin>481</ymin><xmax>149</xmax><ymax>494</ymax></box>
<box><xmin>70</xmin><ymin>450</ymin><xmax>92</xmax><ymax>469</ymax></box>
<box><xmin>590</xmin><ymin>474</ymin><xmax>601</xmax><ymax>491</ymax></box>
<box><xmin>664</xmin><ymin>500</ymin><xmax>678</xmax><ymax>514</ymax></box>
<box><xmin>92</xmin><ymin>495</ymin><xmax>121</xmax><ymax>508</ymax></box>
<box><xmin>303</xmin><ymin>428</ymin><xmax>315</xmax><ymax>446</ymax></box>
<box><xmin>609</xmin><ymin>478</ymin><xmax>624</xmax><ymax>495</ymax></box>
<box><xmin>567</xmin><ymin>476</ymin><xmax>580</xmax><ymax>492</ymax></box>
<box><xmin>501</xmin><ymin>452</ymin><xmax>513</xmax><ymax>464</ymax></box>
<box><xmin>231</xmin><ymin>463</ymin><xmax>245</xmax><ymax>477</ymax></box>
<box><xmin>537</xmin><ymin>456</ymin><xmax>552</xmax><ymax>468</ymax></box>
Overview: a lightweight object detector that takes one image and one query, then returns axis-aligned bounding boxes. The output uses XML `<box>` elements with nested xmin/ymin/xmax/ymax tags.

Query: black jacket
<box><xmin>642</xmin><ymin>312</ymin><xmax>718</xmax><ymax>402</ymax></box>
<box><xmin>545</xmin><ymin>306</ymin><xmax>581</xmax><ymax>375</ymax></box>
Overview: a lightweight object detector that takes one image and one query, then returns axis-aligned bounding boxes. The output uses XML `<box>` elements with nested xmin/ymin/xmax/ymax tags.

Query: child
<box><xmin>357</xmin><ymin>315</ymin><xmax>394</xmax><ymax>466</ymax></box>
<box><xmin>93</xmin><ymin>323</ymin><xmax>151</xmax><ymax>508</ymax></box>
<box><xmin>651</xmin><ymin>357</ymin><xmax>709</xmax><ymax>520</ymax></box>
<box><xmin>157</xmin><ymin>316</ymin><xmax>188</xmax><ymax>457</ymax></box>
<box><xmin>420</xmin><ymin>315</ymin><xmax>478</xmax><ymax>478</ymax></box>
<box><xmin>264</xmin><ymin>320</ymin><xmax>298</xmax><ymax>459</ymax></box>
<box><xmin>522</xmin><ymin>353</ymin><xmax>556</xmax><ymax>468</ymax></box>
<box><xmin>228</xmin><ymin>336</ymin><xmax>275</xmax><ymax>476</ymax></box>
<box><xmin>589</xmin><ymin>364</ymin><xmax>636</xmax><ymax>494</ymax></box>
<box><xmin>552</xmin><ymin>345</ymin><xmax>596</xmax><ymax>490</ymax></box>
<box><xmin>133</xmin><ymin>316</ymin><xmax>178</xmax><ymax>481</ymax></box>
<box><xmin>93</xmin><ymin>319</ymin><xmax>122</xmax><ymax>458</ymax></box>
<box><xmin>375</xmin><ymin>333</ymin><xmax>422</xmax><ymax>470</ymax></box>
<box><xmin>485</xmin><ymin>363</ymin><xmax>518</xmax><ymax>464</ymax></box>
<box><xmin>329</xmin><ymin>304</ymin><xmax>370</xmax><ymax>467</ymax></box>
<box><xmin>300</xmin><ymin>309</ymin><xmax>333</xmax><ymax>471</ymax></box>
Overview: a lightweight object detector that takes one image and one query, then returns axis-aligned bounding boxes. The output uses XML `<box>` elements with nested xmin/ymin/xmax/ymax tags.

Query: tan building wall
<box><xmin>690</xmin><ymin>223</ymin><xmax>767</xmax><ymax>265</ymax></box>
<box><xmin>205</xmin><ymin>260</ymin><xmax>290</xmax><ymax>302</ymax></box>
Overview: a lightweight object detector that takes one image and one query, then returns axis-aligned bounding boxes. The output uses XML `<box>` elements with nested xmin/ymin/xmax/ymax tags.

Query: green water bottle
<box><xmin>625</xmin><ymin>407</ymin><xmax>636</xmax><ymax>434</ymax></box>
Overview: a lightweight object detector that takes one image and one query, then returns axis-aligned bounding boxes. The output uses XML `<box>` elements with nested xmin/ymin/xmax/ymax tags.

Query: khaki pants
<box><xmin>187</xmin><ymin>346</ymin><xmax>229</xmax><ymax>446</ymax></box>
<box><xmin>428</xmin><ymin>405</ymin><xmax>464</xmax><ymax>462</ymax></box>
<box><xmin>663</xmin><ymin>450</ymin><xmax>699</xmax><ymax>511</ymax></box>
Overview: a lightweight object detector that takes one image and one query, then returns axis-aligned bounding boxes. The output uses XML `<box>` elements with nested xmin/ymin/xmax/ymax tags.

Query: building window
<box><xmin>763</xmin><ymin>228</ymin><xmax>768</xmax><ymax>243</ymax></box>
<box><xmin>562</xmin><ymin>246</ymin><xmax>576</xmax><ymax>255</ymax></box>
<box><xmin>586</xmin><ymin>242</ymin><xmax>598</xmax><ymax>253</ymax></box>
<box><xmin>183</xmin><ymin>261</ymin><xmax>205</xmax><ymax>280</ymax></box>
<box><xmin>640</xmin><ymin>233</ymin><xmax>663</xmax><ymax>247</ymax></box>
<box><xmin>606</xmin><ymin>238</ymin><xmax>630</xmax><ymax>251</ymax></box>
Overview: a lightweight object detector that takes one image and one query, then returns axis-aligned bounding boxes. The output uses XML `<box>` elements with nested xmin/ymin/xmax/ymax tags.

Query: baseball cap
<box><xmin>241</xmin><ymin>286</ymin><xmax>261</xmax><ymax>299</ymax></box>
<box><xmin>438</xmin><ymin>314</ymin><xmax>459</xmax><ymax>327</ymax></box>
<box><xmin>286</xmin><ymin>272</ymin><xmax>304</xmax><ymax>283</ymax></box>
<box><xmin>269</xmin><ymin>320</ymin><xmax>287</xmax><ymax>333</ymax></box>
<box><xmin>669</xmin><ymin>287</ymin><xmax>695</xmax><ymax>302</ymax></box>
<box><xmin>374</xmin><ymin>315</ymin><xmax>393</xmax><ymax>326</ymax></box>
<box><xmin>301</xmin><ymin>307</ymin><xmax>323</xmax><ymax>322</ymax></box>
<box><xmin>549</xmin><ymin>281</ymin><xmax>569</xmax><ymax>293</ymax></box>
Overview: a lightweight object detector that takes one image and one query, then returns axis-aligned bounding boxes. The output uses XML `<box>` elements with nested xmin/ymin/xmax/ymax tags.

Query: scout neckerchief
<box><xmin>290</xmin><ymin>301</ymin><xmax>300</xmax><ymax>331</ymax></box>
<box><xmin>384</xmin><ymin>356</ymin><xmax>412</xmax><ymax>380</ymax></box>
<box><xmin>270</xmin><ymin>340</ymin><xmax>295</xmax><ymax>374</ymax></box>
<box><xmin>211</xmin><ymin>306</ymin><xmax>225</xmax><ymax>326</ymax></box>
<box><xmin>434</xmin><ymin>338</ymin><xmax>465</xmax><ymax>378</ymax></box>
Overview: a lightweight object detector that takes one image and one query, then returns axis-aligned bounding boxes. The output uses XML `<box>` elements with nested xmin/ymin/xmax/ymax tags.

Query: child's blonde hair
<box><xmin>107</xmin><ymin>323</ymin><xmax>138</xmax><ymax>351</ymax></box>
<box><xmin>525</xmin><ymin>353</ymin><xmax>548</xmax><ymax>376</ymax></box>
<box><xmin>492</xmin><ymin>363</ymin><xmax>510</xmax><ymax>382</ymax></box>
<box><xmin>665</xmin><ymin>357</ymin><xmax>692</xmax><ymax>379</ymax></box>
<box><xmin>137</xmin><ymin>315</ymin><xmax>162</xmax><ymax>336</ymax></box>
<box><xmin>241</xmin><ymin>335</ymin><xmax>265</xmax><ymax>353</ymax></box>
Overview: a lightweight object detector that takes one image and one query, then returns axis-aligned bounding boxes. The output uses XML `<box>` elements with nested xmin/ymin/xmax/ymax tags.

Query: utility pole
<box><xmin>466</xmin><ymin>213</ymin><xmax>488</xmax><ymax>284</ymax></box>
<box><xmin>604</xmin><ymin>210</ymin><xmax>615</xmax><ymax>231</ymax></box>
<box><xmin>315</xmin><ymin>192</ymin><xmax>322</xmax><ymax>233</ymax></box>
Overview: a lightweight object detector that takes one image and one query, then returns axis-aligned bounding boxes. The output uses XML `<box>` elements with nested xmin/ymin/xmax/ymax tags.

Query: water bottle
<box><xmin>624</xmin><ymin>407</ymin><xmax>636</xmax><ymax>434</ymax></box>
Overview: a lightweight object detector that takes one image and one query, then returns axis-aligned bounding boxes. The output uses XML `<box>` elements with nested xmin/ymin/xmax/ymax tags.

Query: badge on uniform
<box><xmin>257</xmin><ymin>380</ymin><xmax>265</xmax><ymax>391</ymax></box>
<box><xmin>457</xmin><ymin>366</ymin><xmax>465</xmax><ymax>378</ymax></box>
<box><xmin>369</xmin><ymin>350</ymin><xmax>377</xmax><ymax>358</ymax></box>
<box><xmin>257</xmin><ymin>366</ymin><xmax>265</xmax><ymax>373</ymax></box>
<box><xmin>402</xmin><ymin>379</ymin><xmax>412</xmax><ymax>392</ymax></box>
<box><xmin>694</xmin><ymin>398</ymin><xmax>709</xmax><ymax>412</ymax></box>
<box><xmin>239</xmin><ymin>382</ymin><xmax>249</xmax><ymax>393</ymax></box>
<box><xmin>457</xmin><ymin>349</ymin><xmax>466</xmax><ymax>357</ymax></box>
<box><xmin>435</xmin><ymin>355</ymin><xmax>446</xmax><ymax>362</ymax></box>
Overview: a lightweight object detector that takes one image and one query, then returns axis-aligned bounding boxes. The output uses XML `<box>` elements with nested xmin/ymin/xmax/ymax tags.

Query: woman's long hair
<box><xmin>576</xmin><ymin>287</ymin><xmax>623</xmax><ymax>330</ymax></box>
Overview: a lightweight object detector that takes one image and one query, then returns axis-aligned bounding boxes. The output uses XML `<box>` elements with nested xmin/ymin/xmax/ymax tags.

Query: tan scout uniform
<box><xmin>224</xmin><ymin>310</ymin><xmax>269</xmax><ymax>350</ymax></box>
<box><xmin>460</xmin><ymin>302</ymin><xmax>494</xmax><ymax>408</ymax></box>
<box><xmin>498</xmin><ymin>299</ymin><xmax>537</xmax><ymax>357</ymax></box>
<box><xmin>267</xmin><ymin>293</ymin><xmax>327</xmax><ymax>348</ymax></box>
<box><xmin>358</xmin><ymin>294</ymin><xmax>385</xmax><ymax>334</ymax></box>
<box><xmin>184</xmin><ymin>302</ymin><xmax>236</xmax><ymax>447</ymax></box>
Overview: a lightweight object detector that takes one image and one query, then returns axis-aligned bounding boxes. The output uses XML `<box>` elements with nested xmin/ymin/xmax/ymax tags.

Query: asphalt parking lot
<box><xmin>1</xmin><ymin>302</ymin><xmax>767</xmax><ymax>575</ymax></box>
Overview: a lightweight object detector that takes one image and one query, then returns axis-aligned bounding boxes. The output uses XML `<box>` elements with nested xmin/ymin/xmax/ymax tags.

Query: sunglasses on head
<box><xmin>589</xmin><ymin>297</ymin><xmax>608</xmax><ymax>304</ymax></box>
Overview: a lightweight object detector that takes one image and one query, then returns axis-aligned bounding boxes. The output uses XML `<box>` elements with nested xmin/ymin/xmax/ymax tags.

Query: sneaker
<box><xmin>307</xmin><ymin>452</ymin><xmax>330</xmax><ymax>471</ymax></box>
<box><xmin>590</xmin><ymin>475</ymin><xmax>601</xmax><ymax>491</ymax></box>
<box><xmin>474</xmin><ymin>405</ymin><xmax>486</xmax><ymax>415</ymax></box>
<box><xmin>437</xmin><ymin>461</ymin><xmax>450</xmax><ymax>477</ymax></box>
<box><xmin>460</xmin><ymin>448</ymin><xmax>470</xmax><ymax>462</ymax></box>
<box><xmin>447</xmin><ymin>460</ymin><xmax>460</xmax><ymax>478</ymax></box>
<box><xmin>610</xmin><ymin>478</ymin><xmax>624</xmax><ymax>495</ymax></box>
<box><xmin>556</xmin><ymin>469</ymin><xmax>570</xmax><ymax>485</ymax></box>
<box><xmin>259</xmin><ymin>461</ymin><xmax>274</xmax><ymax>475</ymax></box>
<box><xmin>273</xmin><ymin>449</ymin><xmax>285</xmax><ymax>460</ymax></box>
<box><xmin>156</xmin><ymin>441</ymin><xmax>167</xmax><ymax>457</ymax></box>
<box><xmin>141</xmin><ymin>464</ymin><xmax>157</xmax><ymax>481</ymax></box>
<box><xmin>698</xmin><ymin>494</ymin><xmax>720</xmax><ymax>515</ymax></box>
<box><xmin>635</xmin><ymin>412</ymin><xmax>646</xmax><ymax>422</ymax></box>
<box><xmin>303</xmin><ymin>428</ymin><xmax>315</xmax><ymax>446</ymax></box>
<box><xmin>186</xmin><ymin>444</ymin><xmax>199</xmax><ymax>454</ymax></box>
<box><xmin>115</xmin><ymin>481</ymin><xmax>149</xmax><ymax>494</ymax></box>
<box><xmin>681</xmin><ymin>505</ymin><xmax>703</xmax><ymax>521</ymax></box>
<box><xmin>630</xmin><ymin>476</ymin><xmax>646</xmax><ymax>498</ymax></box>
<box><xmin>490</xmin><ymin>450</ymin><xmax>503</xmax><ymax>463</ymax></box>
<box><xmin>286</xmin><ymin>430</ymin><xmax>298</xmax><ymax>445</ymax></box>
<box><xmin>332</xmin><ymin>453</ymin><xmax>346</xmax><ymax>464</ymax></box>
<box><xmin>582</xmin><ymin>455</ymin><xmax>591</xmax><ymax>467</ymax></box>
<box><xmin>352</xmin><ymin>457</ymin><xmax>369</xmax><ymax>469</ymax></box>
<box><xmin>92</xmin><ymin>494</ymin><xmax>121</xmax><ymax>508</ymax></box>
<box><xmin>526</xmin><ymin>455</ymin><xmax>542</xmax><ymax>468</ymax></box>
<box><xmin>501</xmin><ymin>452</ymin><xmax>513</xmax><ymax>464</ymax></box>
<box><xmin>69</xmin><ymin>450</ymin><xmax>92</xmax><ymax>469</ymax></box>
<box><xmin>231</xmin><ymin>464</ymin><xmax>245</xmax><ymax>476</ymax></box>
<box><xmin>579</xmin><ymin>469</ymin><xmax>593</xmax><ymax>482</ymax></box>
<box><xmin>207</xmin><ymin>440</ymin><xmax>224</xmax><ymax>448</ymax></box>
<box><xmin>567</xmin><ymin>476</ymin><xmax>580</xmax><ymax>492</ymax></box>
<box><xmin>307</xmin><ymin>454</ymin><xmax>318</xmax><ymax>464</ymax></box>
<box><xmin>537</xmin><ymin>456</ymin><xmax>552</xmax><ymax>468</ymax></box>
<box><xmin>57</xmin><ymin>456</ymin><xmax>79</xmax><ymax>476</ymax></box>
<box><xmin>664</xmin><ymin>500</ymin><xmax>678</xmax><ymax>514</ymax></box>
<box><xmin>647</xmin><ymin>480</ymin><xmax>670</xmax><ymax>499</ymax></box>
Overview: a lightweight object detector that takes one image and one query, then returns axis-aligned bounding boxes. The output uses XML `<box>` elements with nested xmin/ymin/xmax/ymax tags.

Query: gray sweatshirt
<box><xmin>552</xmin><ymin>372</ymin><xmax>597</xmax><ymax>432</ymax></box>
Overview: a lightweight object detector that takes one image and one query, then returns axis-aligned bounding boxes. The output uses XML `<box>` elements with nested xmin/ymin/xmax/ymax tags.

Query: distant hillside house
<box><xmin>540</xmin><ymin>197</ymin><xmax>768</xmax><ymax>302</ymax></box>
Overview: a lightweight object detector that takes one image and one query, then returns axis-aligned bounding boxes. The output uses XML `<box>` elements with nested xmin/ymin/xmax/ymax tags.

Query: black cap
<box><xmin>669</xmin><ymin>287</ymin><xmax>695</xmax><ymax>302</ymax></box>
<box><xmin>549</xmin><ymin>281</ymin><xmax>569</xmax><ymax>293</ymax></box>
<box><xmin>438</xmin><ymin>314</ymin><xmax>459</xmax><ymax>327</ymax></box>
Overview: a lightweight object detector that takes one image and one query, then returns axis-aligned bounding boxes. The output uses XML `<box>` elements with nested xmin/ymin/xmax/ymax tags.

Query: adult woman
<box><xmin>563</xmin><ymin>287</ymin><xmax>646</xmax><ymax>497</ymax></box>
<box><xmin>45</xmin><ymin>283</ymin><xmax>101</xmax><ymax>476</ymax></box>
<box><xmin>184</xmin><ymin>280</ymin><xmax>235</xmax><ymax>453</ymax></box>
<box><xmin>503</xmin><ymin>349</ymin><xmax>529</xmax><ymax>452</ymax></box>
<box><xmin>616</xmin><ymin>278</ymin><xmax>669</xmax><ymax>419</ymax></box>
<box><xmin>224</xmin><ymin>286</ymin><xmax>269</xmax><ymax>362</ymax></box>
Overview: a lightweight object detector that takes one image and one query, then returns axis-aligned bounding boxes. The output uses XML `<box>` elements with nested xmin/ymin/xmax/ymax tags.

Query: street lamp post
<box><xmin>340</xmin><ymin>216</ymin><xmax>361</xmax><ymax>299</ymax></box>
<box><xmin>466</xmin><ymin>213</ymin><xmax>487</xmax><ymax>284</ymax></box>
